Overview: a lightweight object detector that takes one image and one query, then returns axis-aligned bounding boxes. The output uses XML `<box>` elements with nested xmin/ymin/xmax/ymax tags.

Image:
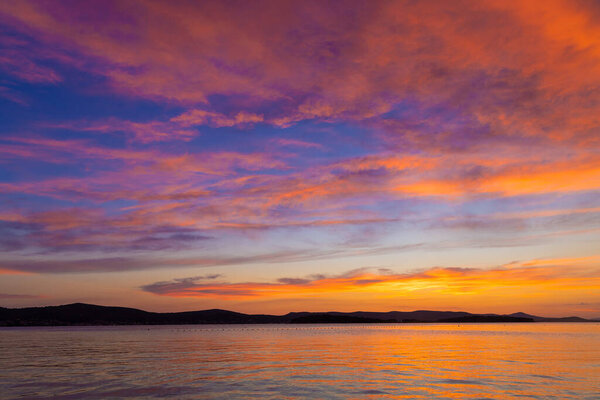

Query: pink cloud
<box><xmin>0</xmin><ymin>48</ymin><xmax>61</xmax><ymax>84</ymax></box>
<box><xmin>1</xmin><ymin>132</ymin><xmax>598</xmax><ymax>257</ymax></box>
<box><xmin>48</xmin><ymin>119</ymin><xmax>197</xmax><ymax>143</ymax></box>
<box><xmin>172</xmin><ymin>109</ymin><xmax>264</xmax><ymax>128</ymax></box>
<box><xmin>271</xmin><ymin>138</ymin><xmax>324</xmax><ymax>149</ymax></box>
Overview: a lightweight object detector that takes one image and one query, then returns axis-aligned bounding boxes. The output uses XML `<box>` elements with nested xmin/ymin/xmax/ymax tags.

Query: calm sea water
<box><xmin>1</xmin><ymin>323</ymin><xmax>599</xmax><ymax>399</ymax></box>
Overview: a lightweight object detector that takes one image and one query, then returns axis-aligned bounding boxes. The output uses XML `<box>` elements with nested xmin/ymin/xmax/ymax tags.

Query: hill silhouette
<box><xmin>508</xmin><ymin>312</ymin><xmax>589</xmax><ymax>322</ymax></box>
<box><xmin>0</xmin><ymin>303</ymin><xmax>594</xmax><ymax>326</ymax></box>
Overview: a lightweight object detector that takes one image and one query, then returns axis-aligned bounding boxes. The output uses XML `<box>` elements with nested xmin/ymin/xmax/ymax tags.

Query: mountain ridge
<box><xmin>1</xmin><ymin>303</ymin><xmax>598</xmax><ymax>326</ymax></box>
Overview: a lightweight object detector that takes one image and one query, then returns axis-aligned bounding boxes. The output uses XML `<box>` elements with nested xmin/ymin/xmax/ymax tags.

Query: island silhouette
<box><xmin>1</xmin><ymin>303</ymin><xmax>597</xmax><ymax>326</ymax></box>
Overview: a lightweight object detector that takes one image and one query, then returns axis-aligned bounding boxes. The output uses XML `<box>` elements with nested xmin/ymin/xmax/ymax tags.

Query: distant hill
<box><xmin>0</xmin><ymin>304</ymin><xmax>281</xmax><ymax>326</ymax></box>
<box><xmin>0</xmin><ymin>303</ymin><xmax>595</xmax><ymax>326</ymax></box>
<box><xmin>509</xmin><ymin>312</ymin><xmax>589</xmax><ymax>322</ymax></box>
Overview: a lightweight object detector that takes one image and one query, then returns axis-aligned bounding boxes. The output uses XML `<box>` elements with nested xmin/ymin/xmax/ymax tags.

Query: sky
<box><xmin>0</xmin><ymin>0</ymin><xmax>599</xmax><ymax>317</ymax></box>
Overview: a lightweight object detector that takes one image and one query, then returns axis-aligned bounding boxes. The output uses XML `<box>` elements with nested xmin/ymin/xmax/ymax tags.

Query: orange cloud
<box><xmin>395</xmin><ymin>156</ymin><xmax>600</xmax><ymax>198</ymax></box>
<box><xmin>2</xmin><ymin>0</ymin><xmax>599</xmax><ymax>142</ymax></box>
<box><xmin>142</xmin><ymin>256</ymin><xmax>600</xmax><ymax>300</ymax></box>
<box><xmin>0</xmin><ymin>268</ymin><xmax>33</xmax><ymax>275</ymax></box>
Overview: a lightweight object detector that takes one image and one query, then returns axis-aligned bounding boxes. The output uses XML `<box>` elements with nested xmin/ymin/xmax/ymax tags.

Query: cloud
<box><xmin>0</xmin><ymin>1</ymin><xmax>595</xmax><ymax>138</ymax></box>
<box><xmin>2</xmin><ymin>0</ymin><xmax>599</xmax><ymax>144</ymax></box>
<box><xmin>48</xmin><ymin>119</ymin><xmax>198</xmax><ymax>143</ymax></box>
<box><xmin>1</xmin><ymin>132</ymin><xmax>599</xmax><ymax>257</ymax></box>
<box><xmin>0</xmin><ymin>33</ymin><xmax>61</xmax><ymax>84</ymax></box>
<box><xmin>270</xmin><ymin>138</ymin><xmax>324</xmax><ymax>149</ymax></box>
<box><xmin>49</xmin><ymin>107</ymin><xmax>265</xmax><ymax>143</ymax></box>
<box><xmin>0</xmin><ymin>268</ymin><xmax>32</xmax><ymax>275</ymax></box>
<box><xmin>0</xmin><ymin>0</ymin><xmax>599</xmax><ymax>283</ymax></box>
<box><xmin>0</xmin><ymin>85</ymin><xmax>28</xmax><ymax>105</ymax></box>
<box><xmin>0</xmin><ymin>248</ymin><xmax>343</xmax><ymax>274</ymax></box>
<box><xmin>171</xmin><ymin>109</ymin><xmax>264</xmax><ymax>128</ymax></box>
<box><xmin>0</xmin><ymin>293</ymin><xmax>41</xmax><ymax>299</ymax></box>
<box><xmin>141</xmin><ymin>256</ymin><xmax>600</xmax><ymax>299</ymax></box>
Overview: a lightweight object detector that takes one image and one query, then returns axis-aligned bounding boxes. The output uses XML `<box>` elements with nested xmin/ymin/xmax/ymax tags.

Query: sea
<box><xmin>1</xmin><ymin>323</ymin><xmax>598</xmax><ymax>399</ymax></box>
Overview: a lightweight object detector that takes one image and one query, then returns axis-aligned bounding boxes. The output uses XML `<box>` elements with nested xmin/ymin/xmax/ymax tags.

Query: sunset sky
<box><xmin>1</xmin><ymin>0</ymin><xmax>599</xmax><ymax>317</ymax></box>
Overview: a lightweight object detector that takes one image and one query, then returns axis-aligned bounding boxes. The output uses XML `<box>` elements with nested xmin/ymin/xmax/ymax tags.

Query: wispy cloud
<box><xmin>270</xmin><ymin>138</ymin><xmax>324</xmax><ymax>149</ymax></box>
<box><xmin>141</xmin><ymin>256</ymin><xmax>600</xmax><ymax>299</ymax></box>
<box><xmin>0</xmin><ymin>293</ymin><xmax>41</xmax><ymax>299</ymax></box>
<box><xmin>0</xmin><ymin>132</ymin><xmax>598</xmax><ymax>258</ymax></box>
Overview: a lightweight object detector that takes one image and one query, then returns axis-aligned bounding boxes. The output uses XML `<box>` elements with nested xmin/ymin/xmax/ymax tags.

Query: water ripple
<box><xmin>1</xmin><ymin>323</ymin><xmax>599</xmax><ymax>399</ymax></box>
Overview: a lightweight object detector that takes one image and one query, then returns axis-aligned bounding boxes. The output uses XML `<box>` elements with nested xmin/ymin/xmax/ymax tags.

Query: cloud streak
<box><xmin>0</xmin><ymin>131</ymin><xmax>598</xmax><ymax>259</ymax></box>
<box><xmin>141</xmin><ymin>256</ymin><xmax>600</xmax><ymax>299</ymax></box>
<box><xmin>0</xmin><ymin>293</ymin><xmax>41</xmax><ymax>299</ymax></box>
